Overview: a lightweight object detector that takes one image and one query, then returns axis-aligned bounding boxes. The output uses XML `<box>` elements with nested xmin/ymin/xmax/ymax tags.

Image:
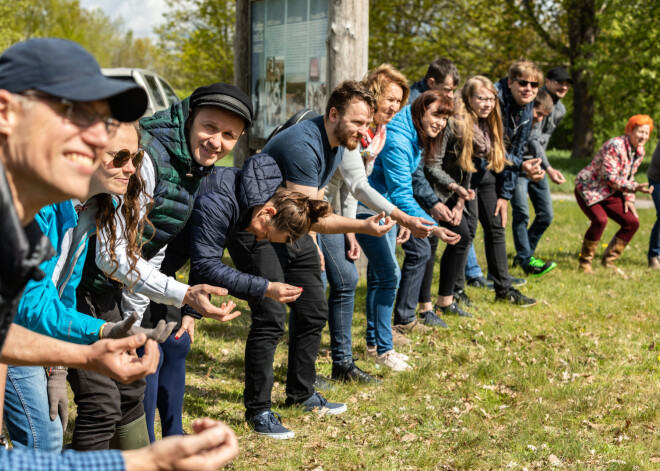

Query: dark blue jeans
<box><xmin>141</xmin><ymin>331</ymin><xmax>191</xmax><ymax>443</ymax></box>
<box><xmin>511</xmin><ymin>174</ymin><xmax>554</xmax><ymax>265</ymax></box>
<box><xmin>649</xmin><ymin>178</ymin><xmax>660</xmax><ymax>259</ymax></box>
<box><xmin>318</xmin><ymin>233</ymin><xmax>359</xmax><ymax>364</ymax></box>
<box><xmin>393</xmin><ymin>234</ymin><xmax>431</xmax><ymax>325</ymax></box>
<box><xmin>355</xmin><ymin>217</ymin><xmax>399</xmax><ymax>355</ymax></box>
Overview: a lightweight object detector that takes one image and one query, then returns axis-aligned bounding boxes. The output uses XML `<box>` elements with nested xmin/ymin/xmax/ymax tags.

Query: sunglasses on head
<box><xmin>513</xmin><ymin>78</ymin><xmax>540</xmax><ymax>88</ymax></box>
<box><xmin>107</xmin><ymin>149</ymin><xmax>144</xmax><ymax>168</ymax></box>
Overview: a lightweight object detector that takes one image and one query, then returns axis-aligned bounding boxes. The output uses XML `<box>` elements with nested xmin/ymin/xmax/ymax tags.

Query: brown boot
<box><xmin>601</xmin><ymin>236</ymin><xmax>628</xmax><ymax>276</ymax></box>
<box><xmin>578</xmin><ymin>238</ymin><xmax>599</xmax><ymax>273</ymax></box>
<box><xmin>649</xmin><ymin>256</ymin><xmax>660</xmax><ymax>270</ymax></box>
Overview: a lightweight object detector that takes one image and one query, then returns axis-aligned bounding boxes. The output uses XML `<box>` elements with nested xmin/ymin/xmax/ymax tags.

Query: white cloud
<box><xmin>79</xmin><ymin>0</ymin><xmax>171</xmax><ymax>38</ymax></box>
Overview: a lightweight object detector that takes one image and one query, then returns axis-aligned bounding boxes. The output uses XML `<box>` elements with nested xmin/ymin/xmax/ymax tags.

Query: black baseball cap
<box><xmin>546</xmin><ymin>67</ymin><xmax>573</xmax><ymax>84</ymax></box>
<box><xmin>190</xmin><ymin>82</ymin><xmax>253</xmax><ymax>128</ymax></box>
<box><xmin>0</xmin><ymin>38</ymin><xmax>148</xmax><ymax>122</ymax></box>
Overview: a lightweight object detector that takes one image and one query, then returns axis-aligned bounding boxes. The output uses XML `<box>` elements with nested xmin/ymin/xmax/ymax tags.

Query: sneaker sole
<box><xmin>253</xmin><ymin>430</ymin><xmax>295</xmax><ymax>440</ymax></box>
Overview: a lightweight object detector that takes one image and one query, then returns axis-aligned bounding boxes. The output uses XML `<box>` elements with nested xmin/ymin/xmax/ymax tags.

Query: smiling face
<box><xmin>188</xmin><ymin>106</ymin><xmax>246</xmax><ymax>167</ymax></box>
<box><xmin>420</xmin><ymin>100</ymin><xmax>449</xmax><ymax>138</ymax></box>
<box><xmin>3</xmin><ymin>91</ymin><xmax>110</xmax><ymax>203</ymax></box>
<box><xmin>508</xmin><ymin>75</ymin><xmax>539</xmax><ymax>106</ymax></box>
<box><xmin>545</xmin><ymin>78</ymin><xmax>571</xmax><ymax>99</ymax></box>
<box><xmin>89</xmin><ymin>123</ymin><xmax>139</xmax><ymax>197</ymax></box>
<box><xmin>469</xmin><ymin>86</ymin><xmax>497</xmax><ymax>119</ymax></box>
<box><xmin>330</xmin><ymin>99</ymin><xmax>373</xmax><ymax>150</ymax></box>
<box><xmin>373</xmin><ymin>82</ymin><xmax>404</xmax><ymax>126</ymax></box>
<box><xmin>628</xmin><ymin>124</ymin><xmax>651</xmax><ymax>148</ymax></box>
<box><xmin>532</xmin><ymin>106</ymin><xmax>550</xmax><ymax>124</ymax></box>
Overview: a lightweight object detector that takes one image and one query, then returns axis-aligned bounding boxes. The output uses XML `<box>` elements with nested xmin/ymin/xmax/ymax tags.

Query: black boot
<box><xmin>331</xmin><ymin>358</ymin><xmax>381</xmax><ymax>384</ymax></box>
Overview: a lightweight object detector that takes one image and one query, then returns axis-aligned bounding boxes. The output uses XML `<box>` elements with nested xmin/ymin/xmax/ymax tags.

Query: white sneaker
<box><xmin>391</xmin><ymin>350</ymin><xmax>409</xmax><ymax>362</ymax></box>
<box><xmin>376</xmin><ymin>350</ymin><xmax>412</xmax><ymax>372</ymax></box>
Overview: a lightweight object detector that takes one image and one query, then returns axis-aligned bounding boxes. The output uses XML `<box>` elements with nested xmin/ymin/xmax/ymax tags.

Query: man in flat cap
<box><xmin>72</xmin><ymin>82</ymin><xmax>252</xmax><ymax>449</ymax></box>
<box><xmin>0</xmin><ymin>37</ymin><xmax>239</xmax><ymax>471</ymax></box>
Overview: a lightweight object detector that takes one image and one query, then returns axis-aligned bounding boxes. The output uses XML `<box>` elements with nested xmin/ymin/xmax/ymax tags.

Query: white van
<box><xmin>102</xmin><ymin>68</ymin><xmax>180</xmax><ymax>117</ymax></box>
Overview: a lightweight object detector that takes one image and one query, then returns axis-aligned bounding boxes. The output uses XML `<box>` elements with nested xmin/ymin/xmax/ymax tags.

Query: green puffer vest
<box><xmin>81</xmin><ymin>98</ymin><xmax>212</xmax><ymax>295</ymax></box>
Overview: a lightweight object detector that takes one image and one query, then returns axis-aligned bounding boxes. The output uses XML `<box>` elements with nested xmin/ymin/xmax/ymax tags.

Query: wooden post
<box><xmin>327</xmin><ymin>0</ymin><xmax>369</xmax><ymax>89</ymax></box>
<box><xmin>234</xmin><ymin>0</ymin><xmax>251</xmax><ymax>168</ymax></box>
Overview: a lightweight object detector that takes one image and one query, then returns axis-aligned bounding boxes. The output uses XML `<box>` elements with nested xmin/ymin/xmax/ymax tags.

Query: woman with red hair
<box><xmin>575</xmin><ymin>114</ymin><xmax>654</xmax><ymax>274</ymax></box>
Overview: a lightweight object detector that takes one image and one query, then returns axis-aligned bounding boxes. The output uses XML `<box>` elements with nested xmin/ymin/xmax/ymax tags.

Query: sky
<box><xmin>79</xmin><ymin>0</ymin><xmax>171</xmax><ymax>39</ymax></box>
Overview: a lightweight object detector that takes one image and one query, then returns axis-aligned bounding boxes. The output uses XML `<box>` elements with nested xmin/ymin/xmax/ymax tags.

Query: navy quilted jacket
<box><xmin>188</xmin><ymin>154</ymin><xmax>283</xmax><ymax>302</ymax></box>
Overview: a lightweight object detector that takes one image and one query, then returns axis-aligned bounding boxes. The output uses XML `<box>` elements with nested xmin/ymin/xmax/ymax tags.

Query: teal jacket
<box><xmin>14</xmin><ymin>200</ymin><xmax>105</xmax><ymax>344</ymax></box>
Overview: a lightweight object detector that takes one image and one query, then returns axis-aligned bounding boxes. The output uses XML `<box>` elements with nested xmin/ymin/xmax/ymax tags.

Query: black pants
<box><xmin>227</xmin><ymin>231</ymin><xmax>327</xmax><ymax>417</ymax></box>
<box><xmin>68</xmin><ymin>288</ymin><xmax>146</xmax><ymax>450</ymax></box>
<box><xmin>393</xmin><ymin>234</ymin><xmax>431</xmax><ymax>325</ymax></box>
<box><xmin>455</xmin><ymin>170</ymin><xmax>512</xmax><ymax>293</ymax></box>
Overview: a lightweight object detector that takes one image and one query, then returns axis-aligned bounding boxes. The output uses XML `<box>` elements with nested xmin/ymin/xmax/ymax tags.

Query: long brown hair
<box><xmin>268</xmin><ymin>188</ymin><xmax>332</xmax><ymax>242</ymax></box>
<box><xmin>457</xmin><ymin>75</ymin><xmax>508</xmax><ymax>173</ymax></box>
<box><xmin>411</xmin><ymin>91</ymin><xmax>454</xmax><ymax>163</ymax></box>
<box><xmin>95</xmin><ymin>122</ymin><xmax>154</xmax><ymax>287</ymax></box>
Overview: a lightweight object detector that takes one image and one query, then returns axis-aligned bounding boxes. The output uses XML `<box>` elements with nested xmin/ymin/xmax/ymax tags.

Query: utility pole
<box><xmin>327</xmin><ymin>0</ymin><xmax>369</xmax><ymax>89</ymax></box>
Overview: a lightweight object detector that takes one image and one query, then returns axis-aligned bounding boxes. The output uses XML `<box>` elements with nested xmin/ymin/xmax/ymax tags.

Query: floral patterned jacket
<box><xmin>575</xmin><ymin>135</ymin><xmax>645</xmax><ymax>206</ymax></box>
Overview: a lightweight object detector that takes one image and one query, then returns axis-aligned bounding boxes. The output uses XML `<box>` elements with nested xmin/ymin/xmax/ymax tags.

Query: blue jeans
<box><xmin>511</xmin><ymin>174</ymin><xmax>554</xmax><ymax>265</ymax></box>
<box><xmin>318</xmin><ymin>233</ymin><xmax>359</xmax><ymax>364</ymax></box>
<box><xmin>464</xmin><ymin>244</ymin><xmax>483</xmax><ymax>279</ymax></box>
<box><xmin>649</xmin><ymin>178</ymin><xmax>660</xmax><ymax>259</ymax></box>
<box><xmin>4</xmin><ymin>366</ymin><xmax>63</xmax><ymax>452</ymax></box>
<box><xmin>355</xmin><ymin>216</ymin><xmax>399</xmax><ymax>355</ymax></box>
<box><xmin>393</xmin><ymin>235</ymin><xmax>431</xmax><ymax>324</ymax></box>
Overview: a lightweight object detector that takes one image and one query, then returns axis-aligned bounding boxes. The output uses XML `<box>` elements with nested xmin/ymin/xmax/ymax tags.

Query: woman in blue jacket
<box><xmin>355</xmin><ymin>91</ymin><xmax>460</xmax><ymax>372</ymax></box>
<box><xmin>4</xmin><ymin>123</ymin><xmax>171</xmax><ymax>453</ymax></box>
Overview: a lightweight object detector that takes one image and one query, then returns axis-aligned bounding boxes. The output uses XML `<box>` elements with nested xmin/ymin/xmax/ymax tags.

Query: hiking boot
<box><xmin>366</xmin><ymin>344</ymin><xmax>377</xmax><ymax>358</ymax></box>
<box><xmin>578</xmin><ymin>238</ymin><xmax>599</xmax><ymax>273</ymax></box>
<box><xmin>495</xmin><ymin>287</ymin><xmax>537</xmax><ymax>307</ymax></box>
<box><xmin>453</xmin><ymin>289</ymin><xmax>473</xmax><ymax>307</ymax></box>
<box><xmin>247</xmin><ymin>410</ymin><xmax>295</xmax><ymax>440</ymax></box>
<box><xmin>466</xmin><ymin>275</ymin><xmax>494</xmax><ymax>290</ymax></box>
<box><xmin>313</xmin><ymin>375</ymin><xmax>336</xmax><ymax>391</ymax></box>
<box><xmin>523</xmin><ymin>256</ymin><xmax>557</xmax><ymax>276</ymax></box>
<box><xmin>602</xmin><ymin>236</ymin><xmax>629</xmax><ymax>277</ymax></box>
<box><xmin>297</xmin><ymin>391</ymin><xmax>347</xmax><ymax>415</ymax></box>
<box><xmin>649</xmin><ymin>256</ymin><xmax>660</xmax><ymax>270</ymax></box>
<box><xmin>392</xmin><ymin>329</ymin><xmax>413</xmax><ymax>346</ymax></box>
<box><xmin>392</xmin><ymin>319</ymin><xmax>431</xmax><ymax>334</ymax></box>
<box><xmin>419</xmin><ymin>310</ymin><xmax>449</xmax><ymax>328</ymax></box>
<box><xmin>434</xmin><ymin>302</ymin><xmax>474</xmax><ymax>318</ymax></box>
<box><xmin>375</xmin><ymin>350</ymin><xmax>412</xmax><ymax>372</ymax></box>
<box><xmin>331</xmin><ymin>358</ymin><xmax>381</xmax><ymax>384</ymax></box>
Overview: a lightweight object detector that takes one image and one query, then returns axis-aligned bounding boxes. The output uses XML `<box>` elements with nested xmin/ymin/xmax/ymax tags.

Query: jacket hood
<box><xmin>139</xmin><ymin>97</ymin><xmax>194</xmax><ymax>168</ymax></box>
<box><xmin>386</xmin><ymin>105</ymin><xmax>420</xmax><ymax>153</ymax></box>
<box><xmin>236</xmin><ymin>153</ymin><xmax>283</xmax><ymax>214</ymax></box>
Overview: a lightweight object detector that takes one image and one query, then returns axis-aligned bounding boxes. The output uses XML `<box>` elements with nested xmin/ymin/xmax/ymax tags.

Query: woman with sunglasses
<box><xmin>4</xmin><ymin>123</ymin><xmax>170</xmax><ymax>453</ymax></box>
<box><xmin>354</xmin><ymin>91</ymin><xmax>461</xmax><ymax>372</ymax></box>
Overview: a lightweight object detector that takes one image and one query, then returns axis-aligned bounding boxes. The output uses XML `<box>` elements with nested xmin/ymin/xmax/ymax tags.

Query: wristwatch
<box><xmin>0</xmin><ymin>434</ymin><xmax>9</xmax><ymax>449</ymax></box>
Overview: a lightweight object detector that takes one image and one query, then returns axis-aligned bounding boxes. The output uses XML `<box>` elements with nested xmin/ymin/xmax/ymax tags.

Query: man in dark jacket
<box><xmin>511</xmin><ymin>67</ymin><xmax>571</xmax><ymax>276</ymax></box>
<box><xmin>409</xmin><ymin>57</ymin><xmax>460</xmax><ymax>101</ymax></box>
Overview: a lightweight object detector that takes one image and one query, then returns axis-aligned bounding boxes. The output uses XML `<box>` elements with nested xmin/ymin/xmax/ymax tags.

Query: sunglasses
<box><xmin>107</xmin><ymin>149</ymin><xmax>144</xmax><ymax>168</ymax></box>
<box><xmin>513</xmin><ymin>78</ymin><xmax>540</xmax><ymax>88</ymax></box>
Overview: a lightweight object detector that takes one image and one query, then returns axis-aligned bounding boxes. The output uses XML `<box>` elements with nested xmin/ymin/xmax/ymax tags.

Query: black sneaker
<box><xmin>247</xmin><ymin>410</ymin><xmax>295</xmax><ymax>440</ymax></box>
<box><xmin>435</xmin><ymin>302</ymin><xmax>474</xmax><ymax>318</ymax></box>
<box><xmin>295</xmin><ymin>391</ymin><xmax>347</xmax><ymax>415</ymax></box>
<box><xmin>495</xmin><ymin>287</ymin><xmax>537</xmax><ymax>307</ymax></box>
<box><xmin>466</xmin><ymin>275</ymin><xmax>494</xmax><ymax>290</ymax></box>
<box><xmin>523</xmin><ymin>257</ymin><xmax>557</xmax><ymax>277</ymax></box>
<box><xmin>313</xmin><ymin>375</ymin><xmax>336</xmax><ymax>391</ymax></box>
<box><xmin>453</xmin><ymin>289</ymin><xmax>473</xmax><ymax>307</ymax></box>
<box><xmin>331</xmin><ymin>358</ymin><xmax>381</xmax><ymax>384</ymax></box>
<box><xmin>419</xmin><ymin>310</ymin><xmax>448</xmax><ymax>328</ymax></box>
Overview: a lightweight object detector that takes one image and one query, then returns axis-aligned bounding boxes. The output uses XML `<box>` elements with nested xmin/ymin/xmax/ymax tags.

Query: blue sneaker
<box><xmin>299</xmin><ymin>391</ymin><xmax>347</xmax><ymax>415</ymax></box>
<box><xmin>247</xmin><ymin>410</ymin><xmax>295</xmax><ymax>440</ymax></box>
<box><xmin>419</xmin><ymin>310</ymin><xmax>449</xmax><ymax>328</ymax></box>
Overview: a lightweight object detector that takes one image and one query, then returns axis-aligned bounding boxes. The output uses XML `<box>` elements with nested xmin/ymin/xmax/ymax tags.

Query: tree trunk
<box><xmin>327</xmin><ymin>0</ymin><xmax>369</xmax><ymax>89</ymax></box>
<box><xmin>567</xmin><ymin>0</ymin><xmax>598</xmax><ymax>159</ymax></box>
<box><xmin>233</xmin><ymin>0</ymin><xmax>251</xmax><ymax>168</ymax></box>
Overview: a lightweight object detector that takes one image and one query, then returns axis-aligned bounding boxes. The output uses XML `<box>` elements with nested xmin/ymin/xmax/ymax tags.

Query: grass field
<box><xmin>67</xmin><ymin>150</ymin><xmax>660</xmax><ymax>469</ymax></box>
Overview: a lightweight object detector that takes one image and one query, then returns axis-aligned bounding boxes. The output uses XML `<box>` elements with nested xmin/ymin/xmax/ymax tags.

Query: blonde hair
<box><xmin>508</xmin><ymin>59</ymin><xmax>543</xmax><ymax>83</ymax></box>
<box><xmin>363</xmin><ymin>63</ymin><xmax>411</xmax><ymax>109</ymax></box>
<box><xmin>456</xmin><ymin>75</ymin><xmax>508</xmax><ymax>173</ymax></box>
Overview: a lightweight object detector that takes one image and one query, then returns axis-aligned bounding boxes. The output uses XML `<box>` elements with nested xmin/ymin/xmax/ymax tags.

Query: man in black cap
<box><xmin>0</xmin><ymin>37</ymin><xmax>239</xmax><ymax>470</ymax></box>
<box><xmin>511</xmin><ymin>66</ymin><xmax>573</xmax><ymax>277</ymax></box>
<box><xmin>71</xmin><ymin>80</ymin><xmax>250</xmax><ymax>450</ymax></box>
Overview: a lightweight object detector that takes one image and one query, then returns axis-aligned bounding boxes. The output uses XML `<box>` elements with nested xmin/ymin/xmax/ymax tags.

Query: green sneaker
<box><xmin>524</xmin><ymin>257</ymin><xmax>557</xmax><ymax>276</ymax></box>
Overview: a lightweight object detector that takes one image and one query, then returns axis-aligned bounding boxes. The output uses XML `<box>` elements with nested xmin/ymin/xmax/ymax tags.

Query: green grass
<box><xmin>65</xmin><ymin>148</ymin><xmax>660</xmax><ymax>469</ymax></box>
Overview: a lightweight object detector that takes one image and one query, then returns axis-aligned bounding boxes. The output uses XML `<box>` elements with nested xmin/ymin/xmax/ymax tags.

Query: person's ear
<box><xmin>328</xmin><ymin>107</ymin><xmax>339</xmax><ymax>123</ymax></box>
<box><xmin>0</xmin><ymin>90</ymin><xmax>19</xmax><ymax>136</ymax></box>
<box><xmin>262</xmin><ymin>205</ymin><xmax>277</xmax><ymax>217</ymax></box>
<box><xmin>508</xmin><ymin>77</ymin><xmax>514</xmax><ymax>89</ymax></box>
<box><xmin>426</xmin><ymin>77</ymin><xmax>436</xmax><ymax>90</ymax></box>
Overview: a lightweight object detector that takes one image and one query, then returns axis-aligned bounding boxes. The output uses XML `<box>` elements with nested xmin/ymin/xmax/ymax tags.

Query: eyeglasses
<box><xmin>472</xmin><ymin>95</ymin><xmax>497</xmax><ymax>104</ymax></box>
<box><xmin>21</xmin><ymin>92</ymin><xmax>120</xmax><ymax>136</ymax></box>
<box><xmin>106</xmin><ymin>149</ymin><xmax>144</xmax><ymax>168</ymax></box>
<box><xmin>513</xmin><ymin>78</ymin><xmax>540</xmax><ymax>88</ymax></box>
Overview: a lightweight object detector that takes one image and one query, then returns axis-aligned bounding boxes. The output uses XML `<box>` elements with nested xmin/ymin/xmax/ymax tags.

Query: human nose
<box><xmin>123</xmin><ymin>156</ymin><xmax>136</xmax><ymax>175</ymax></box>
<box><xmin>82</xmin><ymin>120</ymin><xmax>109</xmax><ymax>150</ymax></box>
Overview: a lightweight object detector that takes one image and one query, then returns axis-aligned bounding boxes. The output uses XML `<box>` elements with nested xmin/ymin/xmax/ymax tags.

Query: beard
<box><xmin>334</xmin><ymin>121</ymin><xmax>359</xmax><ymax>150</ymax></box>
